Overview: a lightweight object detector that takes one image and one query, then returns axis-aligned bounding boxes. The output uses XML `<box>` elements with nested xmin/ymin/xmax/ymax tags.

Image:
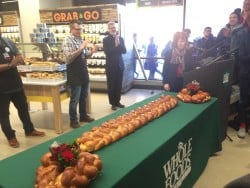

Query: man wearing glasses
<box><xmin>103</xmin><ymin>21</ymin><xmax>127</xmax><ymax>111</ymax></box>
<box><xmin>63</xmin><ymin>20</ymin><xmax>96</xmax><ymax>128</ymax></box>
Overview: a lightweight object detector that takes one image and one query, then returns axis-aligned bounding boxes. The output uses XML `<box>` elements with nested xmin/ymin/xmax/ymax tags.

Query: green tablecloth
<box><xmin>0</xmin><ymin>92</ymin><xmax>222</xmax><ymax>188</ymax></box>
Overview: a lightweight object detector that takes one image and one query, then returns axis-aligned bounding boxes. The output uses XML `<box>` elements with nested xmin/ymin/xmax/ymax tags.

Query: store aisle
<box><xmin>0</xmin><ymin>89</ymin><xmax>250</xmax><ymax>187</ymax></box>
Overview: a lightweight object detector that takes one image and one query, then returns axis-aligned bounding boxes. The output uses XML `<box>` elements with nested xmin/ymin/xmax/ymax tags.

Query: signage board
<box><xmin>52</xmin><ymin>8</ymin><xmax>102</xmax><ymax>23</ymax></box>
<box><xmin>137</xmin><ymin>0</ymin><xmax>158</xmax><ymax>7</ymax></box>
<box><xmin>159</xmin><ymin>0</ymin><xmax>183</xmax><ymax>6</ymax></box>
<box><xmin>137</xmin><ymin>0</ymin><xmax>183</xmax><ymax>7</ymax></box>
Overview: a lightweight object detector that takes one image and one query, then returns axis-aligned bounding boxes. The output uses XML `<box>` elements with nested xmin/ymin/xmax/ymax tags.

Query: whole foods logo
<box><xmin>163</xmin><ymin>138</ymin><xmax>192</xmax><ymax>188</ymax></box>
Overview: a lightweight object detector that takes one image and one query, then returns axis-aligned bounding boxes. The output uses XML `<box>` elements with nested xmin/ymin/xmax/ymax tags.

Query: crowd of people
<box><xmin>161</xmin><ymin>1</ymin><xmax>250</xmax><ymax>139</ymax></box>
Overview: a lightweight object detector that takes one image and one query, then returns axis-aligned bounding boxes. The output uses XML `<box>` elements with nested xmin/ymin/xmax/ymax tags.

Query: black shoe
<box><xmin>80</xmin><ymin>115</ymin><xmax>95</xmax><ymax>122</ymax></box>
<box><xmin>116</xmin><ymin>103</ymin><xmax>125</xmax><ymax>108</ymax></box>
<box><xmin>111</xmin><ymin>105</ymin><xmax>117</xmax><ymax>110</ymax></box>
<box><xmin>70</xmin><ymin>121</ymin><xmax>80</xmax><ymax>128</ymax></box>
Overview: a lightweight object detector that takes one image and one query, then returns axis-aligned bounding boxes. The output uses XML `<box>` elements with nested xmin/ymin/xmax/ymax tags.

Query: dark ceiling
<box><xmin>0</xmin><ymin>0</ymin><xmax>19</xmax><ymax>11</ymax></box>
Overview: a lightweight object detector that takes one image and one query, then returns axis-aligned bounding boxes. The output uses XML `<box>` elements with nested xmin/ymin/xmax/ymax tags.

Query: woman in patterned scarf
<box><xmin>162</xmin><ymin>32</ymin><xmax>196</xmax><ymax>92</ymax></box>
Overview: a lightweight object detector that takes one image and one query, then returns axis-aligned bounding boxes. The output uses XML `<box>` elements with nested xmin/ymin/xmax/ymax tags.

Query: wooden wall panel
<box><xmin>0</xmin><ymin>11</ymin><xmax>18</xmax><ymax>26</ymax></box>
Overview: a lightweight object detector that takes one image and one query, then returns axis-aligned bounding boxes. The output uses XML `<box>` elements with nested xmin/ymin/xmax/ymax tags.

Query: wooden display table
<box><xmin>22</xmin><ymin>80</ymin><xmax>69</xmax><ymax>134</ymax></box>
<box><xmin>23</xmin><ymin>80</ymin><xmax>92</xmax><ymax>133</ymax></box>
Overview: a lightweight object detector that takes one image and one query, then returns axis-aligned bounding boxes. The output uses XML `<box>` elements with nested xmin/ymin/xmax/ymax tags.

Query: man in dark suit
<box><xmin>103</xmin><ymin>21</ymin><xmax>127</xmax><ymax>110</ymax></box>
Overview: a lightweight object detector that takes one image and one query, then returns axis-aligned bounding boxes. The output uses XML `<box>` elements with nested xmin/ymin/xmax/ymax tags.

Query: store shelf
<box><xmin>0</xmin><ymin>25</ymin><xmax>21</xmax><ymax>43</ymax></box>
<box><xmin>22</xmin><ymin>79</ymin><xmax>66</xmax><ymax>86</ymax></box>
<box><xmin>89</xmin><ymin>74</ymin><xmax>107</xmax><ymax>82</ymax></box>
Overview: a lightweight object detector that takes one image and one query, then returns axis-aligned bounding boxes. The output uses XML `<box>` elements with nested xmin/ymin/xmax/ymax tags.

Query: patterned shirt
<box><xmin>62</xmin><ymin>34</ymin><xmax>84</xmax><ymax>64</ymax></box>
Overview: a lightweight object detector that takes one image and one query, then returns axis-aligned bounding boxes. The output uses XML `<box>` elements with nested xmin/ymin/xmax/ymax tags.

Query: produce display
<box><xmin>34</xmin><ymin>94</ymin><xmax>178</xmax><ymax>187</ymax></box>
<box><xmin>177</xmin><ymin>81</ymin><xmax>211</xmax><ymax>103</ymax></box>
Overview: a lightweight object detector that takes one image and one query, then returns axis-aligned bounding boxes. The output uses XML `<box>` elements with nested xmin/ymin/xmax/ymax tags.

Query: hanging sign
<box><xmin>159</xmin><ymin>0</ymin><xmax>183</xmax><ymax>6</ymax></box>
<box><xmin>137</xmin><ymin>0</ymin><xmax>183</xmax><ymax>7</ymax></box>
<box><xmin>137</xmin><ymin>0</ymin><xmax>158</xmax><ymax>7</ymax></box>
<box><xmin>52</xmin><ymin>8</ymin><xmax>102</xmax><ymax>23</ymax></box>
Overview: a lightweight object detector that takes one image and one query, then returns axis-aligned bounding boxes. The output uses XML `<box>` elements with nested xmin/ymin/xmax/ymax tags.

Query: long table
<box><xmin>0</xmin><ymin>92</ymin><xmax>222</xmax><ymax>188</ymax></box>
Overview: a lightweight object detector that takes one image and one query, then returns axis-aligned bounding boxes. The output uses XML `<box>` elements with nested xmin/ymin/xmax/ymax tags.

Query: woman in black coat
<box><xmin>162</xmin><ymin>32</ymin><xmax>195</xmax><ymax>92</ymax></box>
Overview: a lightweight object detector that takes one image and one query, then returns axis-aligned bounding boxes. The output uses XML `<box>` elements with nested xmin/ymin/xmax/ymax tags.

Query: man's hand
<box><xmin>11</xmin><ymin>55</ymin><xmax>25</xmax><ymax>67</ymax></box>
<box><xmin>81</xmin><ymin>40</ymin><xmax>89</xmax><ymax>50</ymax></box>
<box><xmin>115</xmin><ymin>35</ymin><xmax>120</xmax><ymax>47</ymax></box>
<box><xmin>92</xmin><ymin>44</ymin><xmax>98</xmax><ymax>53</ymax></box>
<box><xmin>163</xmin><ymin>83</ymin><xmax>170</xmax><ymax>91</ymax></box>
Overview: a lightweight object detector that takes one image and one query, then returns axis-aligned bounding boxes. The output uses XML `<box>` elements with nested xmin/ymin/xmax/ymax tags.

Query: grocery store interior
<box><xmin>1</xmin><ymin>0</ymin><xmax>250</xmax><ymax>188</ymax></box>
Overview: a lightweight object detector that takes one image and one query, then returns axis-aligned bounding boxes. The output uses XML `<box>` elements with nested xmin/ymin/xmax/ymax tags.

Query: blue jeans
<box><xmin>68</xmin><ymin>83</ymin><xmax>89</xmax><ymax>123</ymax></box>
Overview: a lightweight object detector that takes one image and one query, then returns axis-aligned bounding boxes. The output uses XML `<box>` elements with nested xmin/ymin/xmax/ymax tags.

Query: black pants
<box><xmin>238</xmin><ymin>77</ymin><xmax>250</xmax><ymax>124</ymax></box>
<box><xmin>0</xmin><ymin>89</ymin><xmax>34</xmax><ymax>139</ymax></box>
<box><xmin>106</xmin><ymin>68</ymin><xmax>123</xmax><ymax>106</ymax></box>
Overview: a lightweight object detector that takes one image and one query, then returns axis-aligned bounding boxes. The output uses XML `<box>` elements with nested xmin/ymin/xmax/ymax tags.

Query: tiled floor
<box><xmin>1</xmin><ymin>88</ymin><xmax>250</xmax><ymax>187</ymax></box>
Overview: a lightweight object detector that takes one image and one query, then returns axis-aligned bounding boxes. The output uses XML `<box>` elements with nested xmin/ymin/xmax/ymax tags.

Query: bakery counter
<box><xmin>0</xmin><ymin>92</ymin><xmax>222</xmax><ymax>188</ymax></box>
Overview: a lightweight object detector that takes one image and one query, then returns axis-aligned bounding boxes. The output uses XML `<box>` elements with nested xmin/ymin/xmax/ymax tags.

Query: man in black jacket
<box><xmin>103</xmin><ymin>21</ymin><xmax>127</xmax><ymax>110</ymax></box>
<box><xmin>0</xmin><ymin>34</ymin><xmax>45</xmax><ymax>148</ymax></box>
<box><xmin>195</xmin><ymin>27</ymin><xmax>217</xmax><ymax>60</ymax></box>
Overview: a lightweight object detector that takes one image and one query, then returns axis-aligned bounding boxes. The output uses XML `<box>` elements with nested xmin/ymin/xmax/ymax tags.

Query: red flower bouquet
<box><xmin>186</xmin><ymin>80</ymin><xmax>200</xmax><ymax>95</ymax></box>
<box><xmin>49</xmin><ymin>141</ymin><xmax>79</xmax><ymax>171</ymax></box>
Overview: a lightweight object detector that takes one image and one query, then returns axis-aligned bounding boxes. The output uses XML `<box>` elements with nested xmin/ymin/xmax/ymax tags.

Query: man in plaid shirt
<box><xmin>63</xmin><ymin>20</ymin><xmax>97</xmax><ymax>128</ymax></box>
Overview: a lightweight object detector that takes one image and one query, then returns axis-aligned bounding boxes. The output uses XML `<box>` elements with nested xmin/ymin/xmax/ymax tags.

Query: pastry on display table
<box><xmin>35</xmin><ymin>142</ymin><xmax>102</xmax><ymax>188</ymax></box>
<box><xmin>35</xmin><ymin>94</ymin><xmax>178</xmax><ymax>187</ymax></box>
<box><xmin>177</xmin><ymin>81</ymin><xmax>211</xmax><ymax>103</ymax></box>
<box><xmin>76</xmin><ymin>95</ymin><xmax>178</xmax><ymax>153</ymax></box>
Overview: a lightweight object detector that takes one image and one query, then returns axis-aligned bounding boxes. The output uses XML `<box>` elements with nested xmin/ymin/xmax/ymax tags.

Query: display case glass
<box><xmin>16</xmin><ymin>42</ymin><xmax>63</xmax><ymax>60</ymax></box>
<box><xmin>16</xmin><ymin>43</ymin><xmax>66</xmax><ymax>82</ymax></box>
